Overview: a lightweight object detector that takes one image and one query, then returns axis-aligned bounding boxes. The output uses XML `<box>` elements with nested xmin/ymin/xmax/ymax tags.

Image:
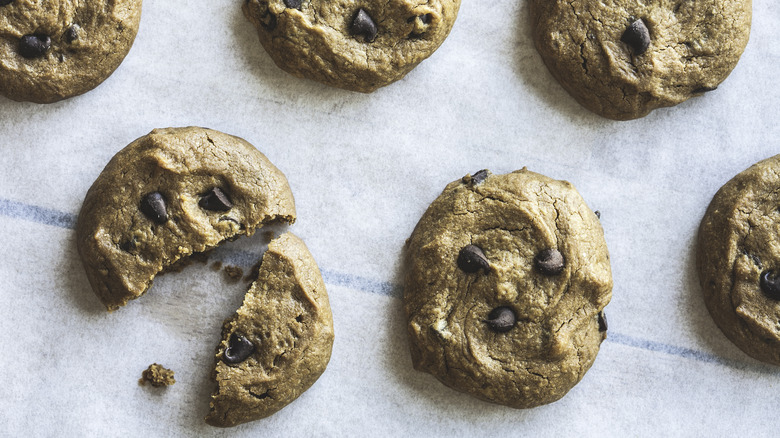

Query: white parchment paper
<box><xmin>1</xmin><ymin>0</ymin><xmax>779</xmax><ymax>435</ymax></box>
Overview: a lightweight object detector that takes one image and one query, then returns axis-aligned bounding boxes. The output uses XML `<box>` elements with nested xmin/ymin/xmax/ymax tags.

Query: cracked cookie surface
<box><xmin>530</xmin><ymin>0</ymin><xmax>751</xmax><ymax>120</ymax></box>
<box><xmin>403</xmin><ymin>169</ymin><xmax>612</xmax><ymax>408</ymax></box>
<box><xmin>0</xmin><ymin>0</ymin><xmax>142</xmax><ymax>103</ymax></box>
<box><xmin>206</xmin><ymin>232</ymin><xmax>334</xmax><ymax>427</ymax></box>
<box><xmin>698</xmin><ymin>155</ymin><xmax>780</xmax><ymax>366</ymax></box>
<box><xmin>243</xmin><ymin>0</ymin><xmax>460</xmax><ymax>92</ymax></box>
<box><xmin>76</xmin><ymin>127</ymin><xmax>296</xmax><ymax>311</ymax></box>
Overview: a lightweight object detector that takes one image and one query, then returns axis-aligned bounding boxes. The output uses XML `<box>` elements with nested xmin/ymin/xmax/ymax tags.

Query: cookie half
<box><xmin>206</xmin><ymin>232</ymin><xmax>334</xmax><ymax>427</ymax></box>
<box><xmin>530</xmin><ymin>0</ymin><xmax>751</xmax><ymax>120</ymax></box>
<box><xmin>243</xmin><ymin>0</ymin><xmax>461</xmax><ymax>92</ymax></box>
<box><xmin>698</xmin><ymin>155</ymin><xmax>780</xmax><ymax>365</ymax></box>
<box><xmin>0</xmin><ymin>0</ymin><xmax>143</xmax><ymax>103</ymax></box>
<box><xmin>76</xmin><ymin>127</ymin><xmax>296</xmax><ymax>311</ymax></box>
<box><xmin>404</xmin><ymin>169</ymin><xmax>612</xmax><ymax>408</ymax></box>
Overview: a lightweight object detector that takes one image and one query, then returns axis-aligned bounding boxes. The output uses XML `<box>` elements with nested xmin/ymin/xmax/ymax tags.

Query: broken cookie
<box><xmin>403</xmin><ymin>169</ymin><xmax>612</xmax><ymax>408</ymax></box>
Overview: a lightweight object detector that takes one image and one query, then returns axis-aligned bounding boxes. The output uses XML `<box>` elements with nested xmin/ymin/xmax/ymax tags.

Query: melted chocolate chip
<box><xmin>199</xmin><ymin>187</ymin><xmax>233</xmax><ymax>211</ymax></box>
<box><xmin>283</xmin><ymin>0</ymin><xmax>301</xmax><ymax>8</ymax></box>
<box><xmin>597</xmin><ymin>311</ymin><xmax>608</xmax><ymax>332</ymax></box>
<box><xmin>457</xmin><ymin>245</ymin><xmax>490</xmax><ymax>273</ymax></box>
<box><xmin>140</xmin><ymin>192</ymin><xmax>168</xmax><ymax>224</ymax></box>
<box><xmin>471</xmin><ymin>169</ymin><xmax>490</xmax><ymax>185</ymax></box>
<box><xmin>224</xmin><ymin>332</ymin><xmax>255</xmax><ymax>364</ymax></box>
<box><xmin>621</xmin><ymin>19</ymin><xmax>650</xmax><ymax>55</ymax></box>
<box><xmin>19</xmin><ymin>34</ymin><xmax>51</xmax><ymax>59</ymax></box>
<box><xmin>534</xmin><ymin>248</ymin><xmax>565</xmax><ymax>275</ymax></box>
<box><xmin>484</xmin><ymin>307</ymin><xmax>516</xmax><ymax>333</ymax></box>
<box><xmin>351</xmin><ymin>9</ymin><xmax>377</xmax><ymax>43</ymax></box>
<box><xmin>760</xmin><ymin>270</ymin><xmax>780</xmax><ymax>300</ymax></box>
<box><xmin>65</xmin><ymin>25</ymin><xmax>79</xmax><ymax>43</ymax></box>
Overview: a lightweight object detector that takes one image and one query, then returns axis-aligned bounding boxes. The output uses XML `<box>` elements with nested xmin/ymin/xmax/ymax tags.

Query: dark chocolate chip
<box><xmin>119</xmin><ymin>239</ymin><xmax>137</xmax><ymax>253</ymax></box>
<box><xmin>351</xmin><ymin>9</ymin><xmax>377</xmax><ymax>43</ymax></box>
<box><xmin>65</xmin><ymin>25</ymin><xmax>79</xmax><ymax>43</ymax></box>
<box><xmin>594</xmin><ymin>210</ymin><xmax>601</xmax><ymax>219</ymax></box>
<box><xmin>199</xmin><ymin>187</ymin><xmax>233</xmax><ymax>211</ymax></box>
<box><xmin>471</xmin><ymin>169</ymin><xmax>490</xmax><ymax>185</ymax></box>
<box><xmin>534</xmin><ymin>248</ymin><xmax>565</xmax><ymax>275</ymax></box>
<box><xmin>283</xmin><ymin>0</ymin><xmax>301</xmax><ymax>8</ymax></box>
<box><xmin>140</xmin><ymin>192</ymin><xmax>168</xmax><ymax>224</ymax></box>
<box><xmin>621</xmin><ymin>19</ymin><xmax>650</xmax><ymax>55</ymax></box>
<box><xmin>224</xmin><ymin>332</ymin><xmax>255</xmax><ymax>364</ymax></box>
<box><xmin>760</xmin><ymin>270</ymin><xmax>780</xmax><ymax>300</ymax></box>
<box><xmin>484</xmin><ymin>306</ymin><xmax>516</xmax><ymax>333</ymax></box>
<box><xmin>597</xmin><ymin>311</ymin><xmax>608</xmax><ymax>332</ymax></box>
<box><xmin>457</xmin><ymin>245</ymin><xmax>490</xmax><ymax>273</ymax></box>
<box><xmin>0</xmin><ymin>0</ymin><xmax>13</xmax><ymax>6</ymax></box>
<box><xmin>692</xmin><ymin>85</ymin><xmax>718</xmax><ymax>94</ymax></box>
<box><xmin>18</xmin><ymin>34</ymin><xmax>51</xmax><ymax>59</ymax></box>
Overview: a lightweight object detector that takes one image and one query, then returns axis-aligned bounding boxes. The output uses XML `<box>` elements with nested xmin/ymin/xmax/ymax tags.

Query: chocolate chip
<box><xmin>692</xmin><ymin>85</ymin><xmax>718</xmax><ymax>94</ymax></box>
<box><xmin>140</xmin><ymin>192</ymin><xmax>168</xmax><ymax>224</ymax></box>
<box><xmin>457</xmin><ymin>245</ymin><xmax>490</xmax><ymax>273</ymax></box>
<box><xmin>621</xmin><ymin>19</ymin><xmax>650</xmax><ymax>55</ymax></box>
<box><xmin>534</xmin><ymin>248</ymin><xmax>565</xmax><ymax>275</ymax></box>
<box><xmin>199</xmin><ymin>187</ymin><xmax>233</xmax><ymax>211</ymax></box>
<box><xmin>760</xmin><ymin>270</ymin><xmax>780</xmax><ymax>300</ymax></box>
<box><xmin>484</xmin><ymin>306</ymin><xmax>516</xmax><ymax>333</ymax></box>
<box><xmin>224</xmin><ymin>332</ymin><xmax>255</xmax><ymax>364</ymax></box>
<box><xmin>0</xmin><ymin>0</ymin><xmax>13</xmax><ymax>5</ymax></box>
<box><xmin>594</xmin><ymin>210</ymin><xmax>601</xmax><ymax>219</ymax></box>
<box><xmin>597</xmin><ymin>311</ymin><xmax>608</xmax><ymax>332</ymax></box>
<box><xmin>351</xmin><ymin>9</ymin><xmax>377</xmax><ymax>43</ymax></box>
<box><xmin>65</xmin><ymin>25</ymin><xmax>79</xmax><ymax>43</ymax></box>
<box><xmin>18</xmin><ymin>34</ymin><xmax>51</xmax><ymax>59</ymax></box>
<box><xmin>471</xmin><ymin>169</ymin><xmax>490</xmax><ymax>185</ymax></box>
<box><xmin>283</xmin><ymin>0</ymin><xmax>301</xmax><ymax>8</ymax></box>
<box><xmin>420</xmin><ymin>13</ymin><xmax>432</xmax><ymax>24</ymax></box>
<box><xmin>120</xmin><ymin>239</ymin><xmax>137</xmax><ymax>253</ymax></box>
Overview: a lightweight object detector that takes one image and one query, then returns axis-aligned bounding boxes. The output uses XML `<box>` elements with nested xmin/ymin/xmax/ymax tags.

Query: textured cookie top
<box><xmin>243</xmin><ymin>0</ymin><xmax>460</xmax><ymax>92</ymax></box>
<box><xmin>531</xmin><ymin>0</ymin><xmax>751</xmax><ymax>120</ymax></box>
<box><xmin>76</xmin><ymin>127</ymin><xmax>296</xmax><ymax>311</ymax></box>
<box><xmin>0</xmin><ymin>0</ymin><xmax>142</xmax><ymax>103</ymax></box>
<box><xmin>698</xmin><ymin>155</ymin><xmax>780</xmax><ymax>365</ymax></box>
<box><xmin>206</xmin><ymin>232</ymin><xmax>334</xmax><ymax>427</ymax></box>
<box><xmin>404</xmin><ymin>169</ymin><xmax>612</xmax><ymax>408</ymax></box>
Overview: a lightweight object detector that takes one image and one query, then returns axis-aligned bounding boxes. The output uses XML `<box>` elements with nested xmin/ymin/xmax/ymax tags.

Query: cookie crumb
<box><xmin>223</xmin><ymin>265</ymin><xmax>244</xmax><ymax>283</ymax></box>
<box><xmin>211</xmin><ymin>261</ymin><xmax>223</xmax><ymax>271</ymax></box>
<box><xmin>139</xmin><ymin>363</ymin><xmax>175</xmax><ymax>387</ymax></box>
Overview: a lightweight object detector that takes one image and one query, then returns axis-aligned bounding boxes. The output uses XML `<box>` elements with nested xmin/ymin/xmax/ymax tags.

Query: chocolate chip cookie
<box><xmin>76</xmin><ymin>127</ymin><xmax>296</xmax><ymax>311</ymax></box>
<box><xmin>530</xmin><ymin>0</ymin><xmax>751</xmax><ymax>120</ymax></box>
<box><xmin>206</xmin><ymin>232</ymin><xmax>334</xmax><ymax>427</ymax></box>
<box><xmin>0</xmin><ymin>0</ymin><xmax>143</xmax><ymax>103</ymax></box>
<box><xmin>403</xmin><ymin>169</ymin><xmax>612</xmax><ymax>408</ymax></box>
<box><xmin>243</xmin><ymin>0</ymin><xmax>461</xmax><ymax>92</ymax></box>
<box><xmin>698</xmin><ymin>155</ymin><xmax>780</xmax><ymax>366</ymax></box>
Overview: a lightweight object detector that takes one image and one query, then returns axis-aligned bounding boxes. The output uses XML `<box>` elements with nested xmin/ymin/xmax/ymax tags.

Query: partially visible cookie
<box><xmin>76</xmin><ymin>127</ymin><xmax>296</xmax><ymax>311</ymax></box>
<box><xmin>206</xmin><ymin>232</ymin><xmax>334</xmax><ymax>427</ymax></box>
<box><xmin>0</xmin><ymin>0</ymin><xmax>143</xmax><ymax>103</ymax></box>
<box><xmin>530</xmin><ymin>0</ymin><xmax>751</xmax><ymax>120</ymax></box>
<box><xmin>404</xmin><ymin>169</ymin><xmax>612</xmax><ymax>408</ymax></box>
<box><xmin>243</xmin><ymin>0</ymin><xmax>461</xmax><ymax>92</ymax></box>
<box><xmin>698</xmin><ymin>155</ymin><xmax>780</xmax><ymax>365</ymax></box>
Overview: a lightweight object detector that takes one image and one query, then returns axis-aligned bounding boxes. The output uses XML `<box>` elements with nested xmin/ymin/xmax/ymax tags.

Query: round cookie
<box><xmin>207</xmin><ymin>232</ymin><xmax>334</xmax><ymax>427</ymax></box>
<box><xmin>403</xmin><ymin>169</ymin><xmax>612</xmax><ymax>408</ymax></box>
<box><xmin>76</xmin><ymin>127</ymin><xmax>296</xmax><ymax>311</ymax></box>
<box><xmin>530</xmin><ymin>0</ymin><xmax>751</xmax><ymax>120</ymax></box>
<box><xmin>243</xmin><ymin>0</ymin><xmax>460</xmax><ymax>92</ymax></box>
<box><xmin>0</xmin><ymin>0</ymin><xmax>143</xmax><ymax>103</ymax></box>
<box><xmin>697</xmin><ymin>155</ymin><xmax>780</xmax><ymax>366</ymax></box>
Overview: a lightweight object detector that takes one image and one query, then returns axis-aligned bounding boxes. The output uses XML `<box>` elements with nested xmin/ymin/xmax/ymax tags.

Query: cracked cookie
<box><xmin>206</xmin><ymin>232</ymin><xmax>334</xmax><ymax>427</ymax></box>
<box><xmin>243</xmin><ymin>0</ymin><xmax>461</xmax><ymax>92</ymax></box>
<box><xmin>530</xmin><ymin>0</ymin><xmax>751</xmax><ymax>120</ymax></box>
<box><xmin>403</xmin><ymin>169</ymin><xmax>612</xmax><ymax>408</ymax></box>
<box><xmin>698</xmin><ymin>155</ymin><xmax>780</xmax><ymax>366</ymax></box>
<box><xmin>76</xmin><ymin>127</ymin><xmax>296</xmax><ymax>311</ymax></box>
<box><xmin>0</xmin><ymin>0</ymin><xmax>143</xmax><ymax>103</ymax></box>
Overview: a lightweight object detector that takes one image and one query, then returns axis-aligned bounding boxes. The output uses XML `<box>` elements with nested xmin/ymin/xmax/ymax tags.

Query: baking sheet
<box><xmin>1</xmin><ymin>0</ymin><xmax>779</xmax><ymax>435</ymax></box>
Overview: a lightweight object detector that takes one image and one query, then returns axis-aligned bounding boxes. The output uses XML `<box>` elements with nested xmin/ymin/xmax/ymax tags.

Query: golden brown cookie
<box><xmin>206</xmin><ymin>232</ymin><xmax>334</xmax><ymax>427</ymax></box>
<box><xmin>530</xmin><ymin>0</ymin><xmax>751</xmax><ymax>120</ymax></box>
<box><xmin>0</xmin><ymin>0</ymin><xmax>143</xmax><ymax>103</ymax></box>
<box><xmin>698</xmin><ymin>155</ymin><xmax>780</xmax><ymax>365</ymax></box>
<box><xmin>243</xmin><ymin>0</ymin><xmax>460</xmax><ymax>92</ymax></box>
<box><xmin>404</xmin><ymin>169</ymin><xmax>612</xmax><ymax>408</ymax></box>
<box><xmin>76</xmin><ymin>127</ymin><xmax>296</xmax><ymax>311</ymax></box>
